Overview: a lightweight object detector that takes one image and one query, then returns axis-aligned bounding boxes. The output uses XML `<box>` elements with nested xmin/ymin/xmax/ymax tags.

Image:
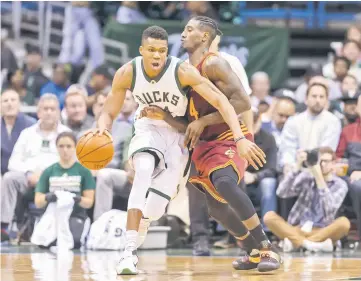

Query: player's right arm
<box><xmin>97</xmin><ymin>63</ymin><xmax>133</xmax><ymax>133</ymax></box>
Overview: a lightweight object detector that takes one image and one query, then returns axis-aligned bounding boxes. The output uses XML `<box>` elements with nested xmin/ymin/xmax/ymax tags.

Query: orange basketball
<box><xmin>76</xmin><ymin>132</ymin><xmax>114</xmax><ymax>170</ymax></box>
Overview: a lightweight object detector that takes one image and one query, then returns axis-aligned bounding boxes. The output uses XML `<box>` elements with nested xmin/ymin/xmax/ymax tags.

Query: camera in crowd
<box><xmin>302</xmin><ymin>148</ymin><xmax>319</xmax><ymax>167</ymax></box>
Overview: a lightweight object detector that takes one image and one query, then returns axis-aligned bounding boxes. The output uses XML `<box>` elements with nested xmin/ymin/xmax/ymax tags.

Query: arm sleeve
<box><xmin>320</xmin><ymin>117</ymin><xmax>342</xmax><ymax>151</ymax></box>
<box><xmin>81</xmin><ymin>168</ymin><xmax>96</xmax><ymax>191</ymax></box>
<box><xmin>279</xmin><ymin>117</ymin><xmax>298</xmax><ymax>167</ymax></box>
<box><xmin>35</xmin><ymin>168</ymin><xmax>50</xmax><ymax>194</ymax></box>
<box><xmin>8</xmin><ymin>130</ymin><xmax>33</xmax><ymax>173</ymax></box>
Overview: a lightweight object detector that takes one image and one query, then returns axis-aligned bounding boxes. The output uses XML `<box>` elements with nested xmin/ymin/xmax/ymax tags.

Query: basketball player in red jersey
<box><xmin>141</xmin><ymin>17</ymin><xmax>281</xmax><ymax>272</ymax></box>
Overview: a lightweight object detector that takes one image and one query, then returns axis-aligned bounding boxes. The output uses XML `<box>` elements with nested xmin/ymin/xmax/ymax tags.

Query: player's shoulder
<box><xmin>204</xmin><ymin>53</ymin><xmax>230</xmax><ymax>70</ymax></box>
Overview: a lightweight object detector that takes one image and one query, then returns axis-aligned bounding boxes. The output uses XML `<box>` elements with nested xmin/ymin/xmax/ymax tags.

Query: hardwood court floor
<box><xmin>1</xmin><ymin>246</ymin><xmax>361</xmax><ymax>281</ymax></box>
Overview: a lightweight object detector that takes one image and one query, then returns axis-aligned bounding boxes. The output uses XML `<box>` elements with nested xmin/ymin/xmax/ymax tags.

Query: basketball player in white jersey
<box><xmin>95</xmin><ymin>26</ymin><xmax>265</xmax><ymax>275</ymax></box>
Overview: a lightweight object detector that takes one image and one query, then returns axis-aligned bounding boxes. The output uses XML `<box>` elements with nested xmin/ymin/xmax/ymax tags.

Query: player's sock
<box><xmin>137</xmin><ymin>217</ymin><xmax>151</xmax><ymax>247</ymax></box>
<box><xmin>125</xmin><ymin>230</ymin><xmax>138</xmax><ymax>253</ymax></box>
<box><xmin>235</xmin><ymin>231</ymin><xmax>259</xmax><ymax>254</ymax></box>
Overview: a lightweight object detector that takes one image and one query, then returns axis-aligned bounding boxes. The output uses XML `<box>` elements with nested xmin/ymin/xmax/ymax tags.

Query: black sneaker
<box><xmin>193</xmin><ymin>237</ymin><xmax>211</xmax><ymax>256</ymax></box>
<box><xmin>232</xmin><ymin>249</ymin><xmax>260</xmax><ymax>270</ymax></box>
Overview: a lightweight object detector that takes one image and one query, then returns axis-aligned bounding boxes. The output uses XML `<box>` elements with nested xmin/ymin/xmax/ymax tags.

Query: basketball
<box><xmin>76</xmin><ymin>131</ymin><xmax>114</xmax><ymax>170</ymax></box>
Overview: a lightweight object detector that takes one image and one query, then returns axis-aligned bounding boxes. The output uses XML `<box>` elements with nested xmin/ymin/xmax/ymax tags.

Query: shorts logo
<box><xmin>225</xmin><ymin>147</ymin><xmax>235</xmax><ymax>158</ymax></box>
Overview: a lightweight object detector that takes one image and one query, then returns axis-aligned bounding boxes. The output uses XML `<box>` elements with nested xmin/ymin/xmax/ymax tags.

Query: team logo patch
<box><xmin>225</xmin><ymin>147</ymin><xmax>235</xmax><ymax>158</ymax></box>
<box><xmin>150</xmin><ymin>80</ymin><xmax>156</xmax><ymax>84</ymax></box>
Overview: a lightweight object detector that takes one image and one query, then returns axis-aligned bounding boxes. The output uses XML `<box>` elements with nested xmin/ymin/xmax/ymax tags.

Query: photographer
<box><xmin>264</xmin><ymin>147</ymin><xmax>349</xmax><ymax>252</ymax></box>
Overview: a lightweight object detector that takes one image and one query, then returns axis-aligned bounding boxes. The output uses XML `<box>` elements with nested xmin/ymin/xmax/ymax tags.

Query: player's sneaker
<box><xmin>116</xmin><ymin>250</ymin><xmax>139</xmax><ymax>275</ymax></box>
<box><xmin>232</xmin><ymin>249</ymin><xmax>260</xmax><ymax>270</ymax></box>
<box><xmin>257</xmin><ymin>243</ymin><xmax>281</xmax><ymax>272</ymax></box>
<box><xmin>137</xmin><ymin>218</ymin><xmax>151</xmax><ymax>247</ymax></box>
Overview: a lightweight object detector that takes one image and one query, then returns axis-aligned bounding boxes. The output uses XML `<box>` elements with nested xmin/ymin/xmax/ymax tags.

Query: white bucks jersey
<box><xmin>130</xmin><ymin>56</ymin><xmax>188</xmax><ymax>124</ymax></box>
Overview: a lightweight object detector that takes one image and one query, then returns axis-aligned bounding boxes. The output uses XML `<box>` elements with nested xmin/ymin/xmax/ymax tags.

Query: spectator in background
<box><xmin>1</xmin><ymin>89</ymin><xmax>36</xmax><ymax>175</ymax></box>
<box><xmin>324</xmin><ymin>40</ymin><xmax>361</xmax><ymax>83</ymax></box>
<box><xmin>1</xmin><ymin>31</ymin><xmax>18</xmax><ymax>73</ymax></box>
<box><xmin>58</xmin><ymin>1</ymin><xmax>104</xmax><ymax>74</ymax></box>
<box><xmin>336</xmin><ymin>95</ymin><xmax>361</xmax><ymax>240</ymax></box>
<box><xmin>63</xmin><ymin>85</ymin><xmax>94</xmax><ymax>138</ymax></box>
<box><xmin>183</xmin><ymin>1</ymin><xmax>219</xmax><ymax>20</ymax></box>
<box><xmin>280</xmin><ymin>83</ymin><xmax>342</xmax><ymax>173</ymax></box>
<box><xmin>40</xmin><ymin>64</ymin><xmax>70</xmax><ymax>109</ymax></box>
<box><xmin>260</xmin><ymin>90</ymin><xmax>297</xmax><ymax>147</ymax></box>
<box><xmin>5</xmin><ymin>70</ymin><xmax>26</xmax><ymax>101</ymax></box>
<box><xmin>295</xmin><ymin>64</ymin><xmax>342</xmax><ymax>103</ymax></box>
<box><xmin>34</xmin><ymin>132</ymin><xmax>95</xmax><ymax>248</ymax></box>
<box><xmin>346</xmin><ymin>24</ymin><xmax>361</xmax><ymax>46</ymax></box>
<box><xmin>342</xmin><ymin>74</ymin><xmax>359</xmax><ymax>97</ymax></box>
<box><xmin>333</xmin><ymin>56</ymin><xmax>351</xmax><ymax>84</ymax></box>
<box><xmin>330</xmin><ymin>93</ymin><xmax>360</xmax><ymax>127</ymax></box>
<box><xmin>116</xmin><ymin>1</ymin><xmax>147</xmax><ymax>24</ymax></box>
<box><xmin>93</xmin><ymin>90</ymin><xmax>137</xmax><ymax>220</ymax></box>
<box><xmin>250</xmin><ymin>72</ymin><xmax>273</xmax><ymax>109</ymax></box>
<box><xmin>85</xmin><ymin>65</ymin><xmax>114</xmax><ymax>112</ymax></box>
<box><xmin>265</xmin><ymin>147</ymin><xmax>349</xmax><ymax>252</ymax></box>
<box><xmin>23</xmin><ymin>46</ymin><xmax>49</xmax><ymax>106</ymax></box>
<box><xmin>0</xmin><ymin>94</ymin><xmax>69</xmax><ymax>242</ymax></box>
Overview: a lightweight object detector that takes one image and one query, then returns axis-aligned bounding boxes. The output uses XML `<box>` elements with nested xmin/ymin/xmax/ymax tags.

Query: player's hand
<box><xmin>236</xmin><ymin>138</ymin><xmax>266</xmax><ymax>170</ymax></box>
<box><xmin>84</xmin><ymin>128</ymin><xmax>113</xmax><ymax>141</ymax></box>
<box><xmin>350</xmin><ymin>171</ymin><xmax>361</xmax><ymax>183</ymax></box>
<box><xmin>184</xmin><ymin>119</ymin><xmax>206</xmax><ymax>149</ymax></box>
<box><xmin>139</xmin><ymin>105</ymin><xmax>167</xmax><ymax>120</ymax></box>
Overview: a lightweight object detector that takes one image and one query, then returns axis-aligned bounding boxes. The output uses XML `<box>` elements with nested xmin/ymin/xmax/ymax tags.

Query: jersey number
<box><xmin>189</xmin><ymin>98</ymin><xmax>199</xmax><ymax>120</ymax></box>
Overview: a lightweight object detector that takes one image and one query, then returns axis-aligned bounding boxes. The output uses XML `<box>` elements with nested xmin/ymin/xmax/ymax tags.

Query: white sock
<box><xmin>125</xmin><ymin>230</ymin><xmax>138</xmax><ymax>253</ymax></box>
<box><xmin>302</xmin><ymin>239</ymin><xmax>333</xmax><ymax>252</ymax></box>
<box><xmin>137</xmin><ymin>218</ymin><xmax>151</xmax><ymax>248</ymax></box>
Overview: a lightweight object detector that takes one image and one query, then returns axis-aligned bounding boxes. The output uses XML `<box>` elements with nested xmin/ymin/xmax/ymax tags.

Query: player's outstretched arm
<box><xmin>97</xmin><ymin>63</ymin><xmax>133</xmax><ymax>133</ymax></box>
<box><xmin>178</xmin><ymin>62</ymin><xmax>266</xmax><ymax>170</ymax></box>
<box><xmin>199</xmin><ymin>56</ymin><xmax>251</xmax><ymax>127</ymax></box>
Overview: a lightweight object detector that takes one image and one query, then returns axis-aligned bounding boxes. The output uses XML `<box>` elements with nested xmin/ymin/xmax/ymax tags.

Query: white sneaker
<box><xmin>137</xmin><ymin>218</ymin><xmax>151</xmax><ymax>248</ymax></box>
<box><xmin>116</xmin><ymin>250</ymin><xmax>139</xmax><ymax>275</ymax></box>
<box><xmin>320</xmin><ymin>239</ymin><xmax>334</xmax><ymax>253</ymax></box>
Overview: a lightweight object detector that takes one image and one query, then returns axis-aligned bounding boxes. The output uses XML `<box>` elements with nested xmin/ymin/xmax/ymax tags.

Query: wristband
<box><xmin>234</xmin><ymin>136</ymin><xmax>246</xmax><ymax>143</ymax></box>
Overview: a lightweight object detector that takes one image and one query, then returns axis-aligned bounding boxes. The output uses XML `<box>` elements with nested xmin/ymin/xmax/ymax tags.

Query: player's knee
<box><xmin>212</xmin><ymin>175</ymin><xmax>236</xmax><ymax>192</ymax></box>
<box><xmin>143</xmin><ymin>192</ymin><xmax>169</xmax><ymax>221</ymax></box>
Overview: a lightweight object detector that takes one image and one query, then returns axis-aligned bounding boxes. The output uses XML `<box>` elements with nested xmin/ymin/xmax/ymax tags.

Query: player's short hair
<box><xmin>142</xmin><ymin>26</ymin><xmax>168</xmax><ymax>42</ymax></box>
<box><xmin>192</xmin><ymin>16</ymin><xmax>223</xmax><ymax>42</ymax></box>
<box><xmin>56</xmin><ymin>131</ymin><xmax>77</xmax><ymax>145</ymax></box>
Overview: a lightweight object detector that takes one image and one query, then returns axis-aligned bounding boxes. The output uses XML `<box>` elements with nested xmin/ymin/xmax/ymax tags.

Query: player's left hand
<box><xmin>184</xmin><ymin>118</ymin><xmax>207</xmax><ymax>149</ymax></box>
<box><xmin>139</xmin><ymin>105</ymin><xmax>167</xmax><ymax>120</ymax></box>
<box><xmin>236</xmin><ymin>138</ymin><xmax>266</xmax><ymax>170</ymax></box>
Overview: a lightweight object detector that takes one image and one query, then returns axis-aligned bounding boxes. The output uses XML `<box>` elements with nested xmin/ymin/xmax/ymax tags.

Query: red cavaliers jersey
<box><xmin>186</xmin><ymin>53</ymin><xmax>250</xmax><ymax>141</ymax></box>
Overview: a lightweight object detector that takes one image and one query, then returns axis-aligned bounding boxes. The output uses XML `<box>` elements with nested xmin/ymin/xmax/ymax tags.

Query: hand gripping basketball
<box><xmin>76</xmin><ymin>129</ymin><xmax>114</xmax><ymax>170</ymax></box>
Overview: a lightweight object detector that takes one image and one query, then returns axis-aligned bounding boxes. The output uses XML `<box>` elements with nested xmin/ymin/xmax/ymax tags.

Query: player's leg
<box><xmin>210</xmin><ymin>166</ymin><xmax>280</xmax><ymax>272</ymax></box>
<box><xmin>204</xmin><ymin>191</ymin><xmax>260</xmax><ymax>270</ymax></box>
<box><xmin>116</xmin><ymin>151</ymin><xmax>156</xmax><ymax>275</ymax></box>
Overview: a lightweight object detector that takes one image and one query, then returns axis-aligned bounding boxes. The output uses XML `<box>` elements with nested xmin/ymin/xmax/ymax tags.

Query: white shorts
<box><xmin>128</xmin><ymin>118</ymin><xmax>189</xmax><ymax>200</ymax></box>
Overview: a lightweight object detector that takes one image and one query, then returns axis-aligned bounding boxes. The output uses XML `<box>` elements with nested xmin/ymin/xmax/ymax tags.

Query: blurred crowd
<box><xmin>1</xmin><ymin>1</ymin><xmax>361</xmax><ymax>254</ymax></box>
